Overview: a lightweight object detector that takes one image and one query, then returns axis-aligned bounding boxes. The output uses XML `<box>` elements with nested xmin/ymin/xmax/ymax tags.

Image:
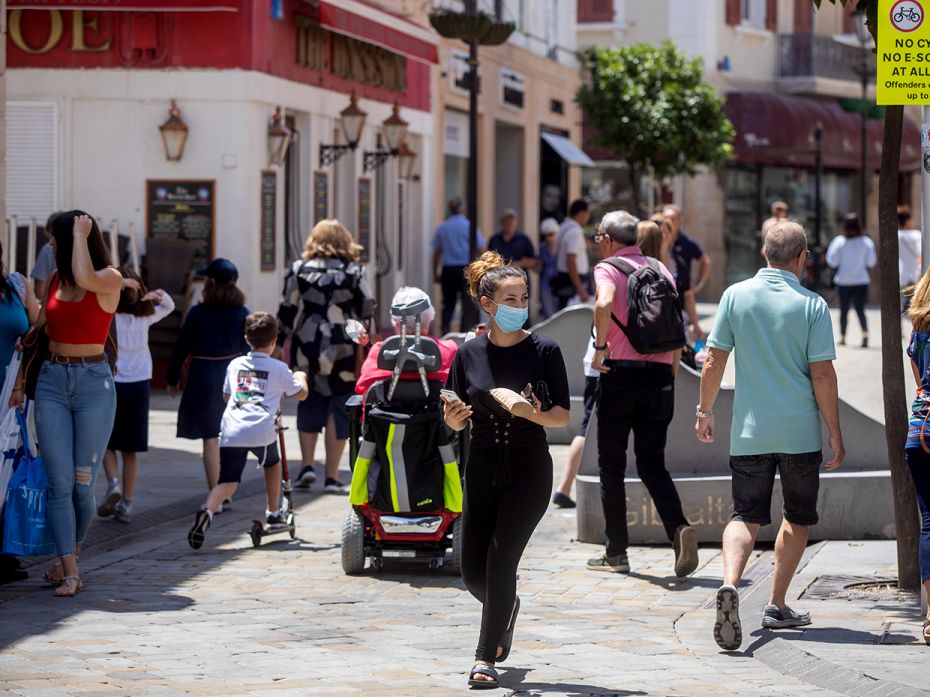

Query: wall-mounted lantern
<box><xmin>319</xmin><ymin>92</ymin><xmax>368</xmax><ymax>167</ymax></box>
<box><xmin>159</xmin><ymin>100</ymin><xmax>189</xmax><ymax>162</ymax></box>
<box><xmin>267</xmin><ymin>106</ymin><xmax>294</xmax><ymax>167</ymax></box>
<box><xmin>363</xmin><ymin>103</ymin><xmax>409</xmax><ymax>172</ymax></box>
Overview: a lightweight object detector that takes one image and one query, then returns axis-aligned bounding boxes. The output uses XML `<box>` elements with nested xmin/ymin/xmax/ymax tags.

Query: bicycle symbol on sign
<box><xmin>895</xmin><ymin>5</ymin><xmax>922</xmax><ymax>23</ymax></box>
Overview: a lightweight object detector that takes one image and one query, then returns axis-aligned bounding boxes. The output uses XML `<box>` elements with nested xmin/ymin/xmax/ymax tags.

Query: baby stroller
<box><xmin>342</xmin><ymin>298</ymin><xmax>464</xmax><ymax>574</ymax></box>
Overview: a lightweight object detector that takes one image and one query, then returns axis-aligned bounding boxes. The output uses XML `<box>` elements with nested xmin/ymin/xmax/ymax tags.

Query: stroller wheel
<box><xmin>341</xmin><ymin>510</ymin><xmax>366</xmax><ymax>574</ymax></box>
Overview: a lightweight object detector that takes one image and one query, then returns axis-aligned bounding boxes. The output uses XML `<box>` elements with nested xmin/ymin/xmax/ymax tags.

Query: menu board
<box><xmin>146</xmin><ymin>180</ymin><xmax>215</xmax><ymax>268</ymax></box>
<box><xmin>357</xmin><ymin>177</ymin><xmax>371</xmax><ymax>264</ymax></box>
<box><xmin>313</xmin><ymin>171</ymin><xmax>328</xmax><ymax>224</ymax></box>
<box><xmin>260</xmin><ymin>170</ymin><xmax>277</xmax><ymax>272</ymax></box>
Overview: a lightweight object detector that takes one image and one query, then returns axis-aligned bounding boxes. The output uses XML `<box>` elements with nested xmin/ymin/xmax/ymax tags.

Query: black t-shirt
<box><xmin>446</xmin><ymin>332</ymin><xmax>570</xmax><ymax>450</ymax></box>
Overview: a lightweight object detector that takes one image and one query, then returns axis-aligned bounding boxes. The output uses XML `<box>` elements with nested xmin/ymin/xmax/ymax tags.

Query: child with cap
<box><xmin>188</xmin><ymin>312</ymin><xmax>309</xmax><ymax>548</ymax></box>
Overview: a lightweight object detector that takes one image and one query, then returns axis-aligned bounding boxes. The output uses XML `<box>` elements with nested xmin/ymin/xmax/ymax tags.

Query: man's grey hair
<box><xmin>600</xmin><ymin>210</ymin><xmax>640</xmax><ymax>245</ymax></box>
<box><xmin>390</xmin><ymin>286</ymin><xmax>435</xmax><ymax>331</ymax></box>
<box><xmin>764</xmin><ymin>220</ymin><xmax>808</xmax><ymax>267</ymax></box>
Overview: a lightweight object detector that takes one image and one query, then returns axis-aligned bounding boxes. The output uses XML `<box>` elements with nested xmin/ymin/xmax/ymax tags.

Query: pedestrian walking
<box><xmin>649</xmin><ymin>213</ymin><xmax>678</xmax><ymax>280</ymax></box>
<box><xmin>553</xmin><ymin>199</ymin><xmax>592</xmax><ymax>310</ymax></box>
<box><xmin>98</xmin><ymin>268</ymin><xmax>175</xmax><ymax>524</ymax></box>
<box><xmin>899</xmin><ymin>205</ymin><xmax>922</xmax><ymax>313</ymax></box>
<box><xmin>664</xmin><ymin>204</ymin><xmax>711</xmax><ymax>339</ymax></box>
<box><xmin>538</xmin><ymin>218</ymin><xmax>560</xmax><ymax>319</ymax></box>
<box><xmin>826</xmin><ymin>213</ymin><xmax>876</xmax><ymax>347</ymax></box>
<box><xmin>30</xmin><ymin>211</ymin><xmax>63</xmax><ymax>302</ymax></box>
<box><xmin>587</xmin><ymin>211</ymin><xmax>696</xmax><ymax>577</ymax></box>
<box><xmin>902</xmin><ymin>266</ymin><xmax>930</xmax><ymax>645</ymax></box>
<box><xmin>278</xmin><ymin>219</ymin><xmax>375</xmax><ymax>493</ymax></box>
<box><xmin>760</xmin><ymin>200</ymin><xmax>789</xmax><ymax>248</ymax></box>
<box><xmin>697</xmin><ymin>220</ymin><xmax>844</xmax><ymax>651</ymax></box>
<box><xmin>441</xmin><ymin>251</ymin><xmax>570</xmax><ymax>688</ymax></box>
<box><xmin>23</xmin><ymin>212</ymin><xmax>122</xmax><ymax>597</ymax></box>
<box><xmin>166</xmin><ymin>258</ymin><xmax>249</xmax><ymax>498</ymax></box>
<box><xmin>188</xmin><ymin>312</ymin><xmax>309</xmax><ymax>549</ymax></box>
<box><xmin>552</xmin><ymin>338</ymin><xmax>598</xmax><ymax>509</ymax></box>
<box><xmin>432</xmin><ymin>197</ymin><xmax>484</xmax><ymax>334</ymax></box>
<box><xmin>488</xmin><ymin>209</ymin><xmax>539</xmax><ymax>275</ymax></box>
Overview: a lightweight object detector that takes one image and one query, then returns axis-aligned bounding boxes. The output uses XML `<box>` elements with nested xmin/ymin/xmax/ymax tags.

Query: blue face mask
<box><xmin>491</xmin><ymin>300</ymin><xmax>528</xmax><ymax>333</ymax></box>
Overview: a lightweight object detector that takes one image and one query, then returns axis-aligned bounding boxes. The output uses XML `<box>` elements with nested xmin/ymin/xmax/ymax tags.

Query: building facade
<box><xmin>578</xmin><ymin>0</ymin><xmax>920</xmax><ymax>298</ymax></box>
<box><xmin>6</xmin><ymin>0</ymin><xmax>439</xmax><ymax>323</ymax></box>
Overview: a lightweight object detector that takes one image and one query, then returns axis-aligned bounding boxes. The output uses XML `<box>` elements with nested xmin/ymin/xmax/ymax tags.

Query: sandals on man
<box><xmin>54</xmin><ymin>576</ymin><xmax>83</xmax><ymax>597</ymax></box>
<box><xmin>467</xmin><ymin>663</ymin><xmax>499</xmax><ymax>689</ymax></box>
<box><xmin>496</xmin><ymin>595</ymin><xmax>521</xmax><ymax>663</ymax></box>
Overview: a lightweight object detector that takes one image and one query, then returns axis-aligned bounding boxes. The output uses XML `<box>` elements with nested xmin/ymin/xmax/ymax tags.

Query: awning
<box><xmin>316</xmin><ymin>1</ymin><xmax>438</xmax><ymax>65</ymax></box>
<box><xmin>542</xmin><ymin>131</ymin><xmax>595</xmax><ymax>167</ymax></box>
<box><xmin>8</xmin><ymin>0</ymin><xmax>238</xmax><ymax>9</ymax></box>
<box><xmin>725</xmin><ymin>92</ymin><xmax>920</xmax><ymax>171</ymax></box>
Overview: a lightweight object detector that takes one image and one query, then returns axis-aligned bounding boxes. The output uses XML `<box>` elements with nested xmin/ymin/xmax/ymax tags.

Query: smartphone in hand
<box><xmin>440</xmin><ymin>389</ymin><xmax>462</xmax><ymax>404</ymax></box>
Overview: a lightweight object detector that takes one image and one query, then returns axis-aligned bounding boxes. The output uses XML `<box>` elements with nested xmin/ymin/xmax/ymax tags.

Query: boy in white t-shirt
<box><xmin>188</xmin><ymin>312</ymin><xmax>309</xmax><ymax>549</ymax></box>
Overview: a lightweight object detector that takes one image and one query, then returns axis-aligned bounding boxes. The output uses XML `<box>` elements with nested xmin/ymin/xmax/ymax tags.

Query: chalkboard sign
<box><xmin>146</xmin><ymin>180</ymin><xmax>215</xmax><ymax>269</ymax></box>
<box><xmin>260</xmin><ymin>170</ymin><xmax>277</xmax><ymax>272</ymax></box>
<box><xmin>357</xmin><ymin>177</ymin><xmax>371</xmax><ymax>264</ymax></box>
<box><xmin>313</xmin><ymin>171</ymin><xmax>328</xmax><ymax>223</ymax></box>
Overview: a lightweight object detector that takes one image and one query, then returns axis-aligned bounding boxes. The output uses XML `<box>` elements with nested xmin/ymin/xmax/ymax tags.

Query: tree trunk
<box><xmin>878</xmin><ymin>105</ymin><xmax>921</xmax><ymax>592</ymax></box>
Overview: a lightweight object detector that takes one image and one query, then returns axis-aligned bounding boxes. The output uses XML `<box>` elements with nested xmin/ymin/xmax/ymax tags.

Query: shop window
<box><xmin>500</xmin><ymin>69</ymin><xmax>525</xmax><ymax>110</ymax></box>
<box><xmin>741</xmin><ymin>0</ymin><xmax>767</xmax><ymax>29</ymax></box>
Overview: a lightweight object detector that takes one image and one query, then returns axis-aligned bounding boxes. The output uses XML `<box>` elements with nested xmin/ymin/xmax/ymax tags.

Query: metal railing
<box><xmin>4</xmin><ymin>217</ymin><xmax>141</xmax><ymax>278</ymax></box>
<box><xmin>778</xmin><ymin>33</ymin><xmax>874</xmax><ymax>82</ymax></box>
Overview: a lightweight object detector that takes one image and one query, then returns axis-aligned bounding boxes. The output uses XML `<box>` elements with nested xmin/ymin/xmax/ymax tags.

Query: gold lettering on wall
<box><xmin>71</xmin><ymin>10</ymin><xmax>112</xmax><ymax>52</ymax></box>
<box><xmin>295</xmin><ymin>15</ymin><xmax>406</xmax><ymax>92</ymax></box>
<box><xmin>9</xmin><ymin>10</ymin><xmax>64</xmax><ymax>54</ymax></box>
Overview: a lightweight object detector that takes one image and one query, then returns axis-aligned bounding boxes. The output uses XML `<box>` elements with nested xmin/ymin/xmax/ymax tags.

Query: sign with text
<box><xmin>146</xmin><ymin>179</ymin><xmax>214</xmax><ymax>269</ymax></box>
<box><xmin>260</xmin><ymin>170</ymin><xmax>276</xmax><ymax>272</ymax></box>
<box><xmin>878</xmin><ymin>0</ymin><xmax>930</xmax><ymax>104</ymax></box>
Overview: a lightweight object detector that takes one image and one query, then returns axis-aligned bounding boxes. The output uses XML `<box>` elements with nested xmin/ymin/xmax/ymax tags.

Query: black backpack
<box><xmin>598</xmin><ymin>257</ymin><xmax>686</xmax><ymax>355</ymax></box>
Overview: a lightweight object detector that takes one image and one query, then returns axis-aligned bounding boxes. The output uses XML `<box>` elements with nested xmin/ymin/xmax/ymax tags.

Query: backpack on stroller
<box><xmin>342</xmin><ymin>299</ymin><xmax>464</xmax><ymax>574</ymax></box>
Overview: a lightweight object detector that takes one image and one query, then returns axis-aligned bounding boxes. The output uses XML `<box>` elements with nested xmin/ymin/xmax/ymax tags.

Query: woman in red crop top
<box><xmin>22</xmin><ymin>211</ymin><xmax>122</xmax><ymax>597</ymax></box>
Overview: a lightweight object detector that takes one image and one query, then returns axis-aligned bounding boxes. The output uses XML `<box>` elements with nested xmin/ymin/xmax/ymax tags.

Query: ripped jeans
<box><xmin>34</xmin><ymin>360</ymin><xmax>117</xmax><ymax>557</ymax></box>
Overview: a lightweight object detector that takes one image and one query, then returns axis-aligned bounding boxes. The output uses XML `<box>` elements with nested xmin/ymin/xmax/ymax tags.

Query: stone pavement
<box><xmin>0</xmin><ymin>386</ymin><xmax>927</xmax><ymax>696</ymax></box>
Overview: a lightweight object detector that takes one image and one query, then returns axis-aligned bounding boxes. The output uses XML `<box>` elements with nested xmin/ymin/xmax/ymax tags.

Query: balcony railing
<box><xmin>779</xmin><ymin>34</ymin><xmax>874</xmax><ymax>83</ymax></box>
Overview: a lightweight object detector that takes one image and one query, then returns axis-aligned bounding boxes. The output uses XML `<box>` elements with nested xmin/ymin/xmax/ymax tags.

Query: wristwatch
<box><xmin>695</xmin><ymin>405</ymin><xmax>713</xmax><ymax>418</ymax></box>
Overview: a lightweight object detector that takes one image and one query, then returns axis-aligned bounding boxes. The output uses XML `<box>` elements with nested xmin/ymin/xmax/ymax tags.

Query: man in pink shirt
<box><xmin>586</xmin><ymin>210</ymin><xmax>698</xmax><ymax>578</ymax></box>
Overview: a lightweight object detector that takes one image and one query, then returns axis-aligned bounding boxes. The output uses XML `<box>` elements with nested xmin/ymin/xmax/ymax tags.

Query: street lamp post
<box><xmin>814</xmin><ymin>123</ymin><xmax>823</xmax><ymax>289</ymax></box>
<box><xmin>853</xmin><ymin>11</ymin><xmax>871</xmax><ymax>223</ymax></box>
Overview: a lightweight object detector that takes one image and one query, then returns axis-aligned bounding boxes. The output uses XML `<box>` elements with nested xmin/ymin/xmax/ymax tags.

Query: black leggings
<box><xmin>461</xmin><ymin>445</ymin><xmax>552</xmax><ymax>662</ymax></box>
<box><xmin>838</xmin><ymin>284</ymin><xmax>868</xmax><ymax>336</ymax></box>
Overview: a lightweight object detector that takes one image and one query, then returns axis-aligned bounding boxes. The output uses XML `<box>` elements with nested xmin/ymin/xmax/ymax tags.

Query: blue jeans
<box><xmin>35</xmin><ymin>361</ymin><xmax>117</xmax><ymax>557</ymax></box>
<box><xmin>905</xmin><ymin>447</ymin><xmax>930</xmax><ymax>583</ymax></box>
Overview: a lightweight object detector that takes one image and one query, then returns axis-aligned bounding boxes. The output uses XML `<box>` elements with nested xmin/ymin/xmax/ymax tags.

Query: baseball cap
<box><xmin>540</xmin><ymin>218</ymin><xmax>559</xmax><ymax>235</ymax></box>
<box><xmin>196</xmin><ymin>258</ymin><xmax>238</xmax><ymax>284</ymax></box>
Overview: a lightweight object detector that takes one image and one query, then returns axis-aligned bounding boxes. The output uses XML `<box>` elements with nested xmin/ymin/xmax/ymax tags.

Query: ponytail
<box><xmin>465</xmin><ymin>251</ymin><xmax>526</xmax><ymax>300</ymax></box>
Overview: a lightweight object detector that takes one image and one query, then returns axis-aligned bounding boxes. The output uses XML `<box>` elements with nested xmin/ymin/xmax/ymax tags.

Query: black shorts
<box><xmin>579</xmin><ymin>376</ymin><xmax>599</xmax><ymax>437</ymax></box>
<box><xmin>108</xmin><ymin>380</ymin><xmax>150</xmax><ymax>453</ymax></box>
<box><xmin>218</xmin><ymin>443</ymin><xmax>281</xmax><ymax>485</ymax></box>
<box><xmin>729</xmin><ymin>451</ymin><xmax>822</xmax><ymax>526</ymax></box>
<box><xmin>296</xmin><ymin>392</ymin><xmax>350</xmax><ymax>440</ymax></box>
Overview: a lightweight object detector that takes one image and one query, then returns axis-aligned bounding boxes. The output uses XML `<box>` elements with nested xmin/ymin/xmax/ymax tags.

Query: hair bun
<box><xmin>466</xmin><ymin>251</ymin><xmax>505</xmax><ymax>299</ymax></box>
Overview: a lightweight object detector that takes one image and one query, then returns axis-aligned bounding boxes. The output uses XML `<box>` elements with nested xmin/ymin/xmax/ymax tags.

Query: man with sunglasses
<box><xmin>696</xmin><ymin>220</ymin><xmax>845</xmax><ymax>651</ymax></box>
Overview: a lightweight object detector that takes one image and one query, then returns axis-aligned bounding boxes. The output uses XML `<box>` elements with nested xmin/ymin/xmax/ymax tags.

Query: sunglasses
<box><xmin>593</xmin><ymin>232</ymin><xmax>608</xmax><ymax>243</ymax></box>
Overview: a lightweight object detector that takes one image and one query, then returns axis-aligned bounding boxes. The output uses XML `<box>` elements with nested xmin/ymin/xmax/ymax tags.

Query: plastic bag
<box><xmin>0</xmin><ymin>350</ymin><xmax>22</xmax><ymax>425</ymax></box>
<box><xmin>0</xmin><ymin>407</ymin><xmax>18</xmax><ymax>517</ymax></box>
<box><xmin>2</xmin><ymin>409</ymin><xmax>55</xmax><ymax>557</ymax></box>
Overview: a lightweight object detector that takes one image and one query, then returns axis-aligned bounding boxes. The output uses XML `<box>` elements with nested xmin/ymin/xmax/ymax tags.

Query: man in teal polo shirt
<box><xmin>695</xmin><ymin>220</ymin><xmax>845</xmax><ymax>651</ymax></box>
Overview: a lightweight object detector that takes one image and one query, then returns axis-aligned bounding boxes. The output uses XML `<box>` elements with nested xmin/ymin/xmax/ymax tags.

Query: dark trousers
<box><xmin>838</xmin><ymin>284</ymin><xmax>868</xmax><ymax>336</ymax></box>
<box><xmin>905</xmin><ymin>447</ymin><xmax>930</xmax><ymax>583</ymax></box>
<box><xmin>596</xmin><ymin>365</ymin><xmax>688</xmax><ymax>556</ymax></box>
<box><xmin>440</xmin><ymin>265</ymin><xmax>478</xmax><ymax>334</ymax></box>
<box><xmin>461</xmin><ymin>445</ymin><xmax>551</xmax><ymax>662</ymax></box>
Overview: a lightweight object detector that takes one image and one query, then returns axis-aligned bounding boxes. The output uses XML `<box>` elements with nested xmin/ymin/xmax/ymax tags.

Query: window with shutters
<box><xmin>741</xmin><ymin>0</ymin><xmax>767</xmax><ymax>29</ymax></box>
<box><xmin>578</xmin><ymin>0</ymin><xmax>613</xmax><ymax>23</ymax></box>
<box><xmin>6</xmin><ymin>102</ymin><xmax>59</xmax><ymax>224</ymax></box>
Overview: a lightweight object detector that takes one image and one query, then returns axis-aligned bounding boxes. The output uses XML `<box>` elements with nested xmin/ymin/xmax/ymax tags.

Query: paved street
<box><xmin>1</xmin><ymin>383</ymin><xmax>928</xmax><ymax>697</ymax></box>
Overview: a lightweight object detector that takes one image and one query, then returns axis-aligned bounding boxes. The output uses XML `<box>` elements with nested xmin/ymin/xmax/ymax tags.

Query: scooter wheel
<box><xmin>371</xmin><ymin>556</ymin><xmax>383</xmax><ymax>573</ymax></box>
<box><xmin>250</xmin><ymin>521</ymin><xmax>263</xmax><ymax>548</ymax></box>
<box><xmin>428</xmin><ymin>558</ymin><xmax>441</xmax><ymax>574</ymax></box>
<box><xmin>287</xmin><ymin>514</ymin><xmax>296</xmax><ymax>539</ymax></box>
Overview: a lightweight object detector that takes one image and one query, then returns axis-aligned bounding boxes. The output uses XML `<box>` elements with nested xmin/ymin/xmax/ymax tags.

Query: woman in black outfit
<box><xmin>442</xmin><ymin>251</ymin><xmax>570</xmax><ymax>688</ymax></box>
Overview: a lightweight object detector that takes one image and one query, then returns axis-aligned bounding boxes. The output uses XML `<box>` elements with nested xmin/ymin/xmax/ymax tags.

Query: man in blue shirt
<box><xmin>432</xmin><ymin>197</ymin><xmax>484</xmax><ymax>334</ymax></box>
<box><xmin>664</xmin><ymin>205</ymin><xmax>710</xmax><ymax>339</ymax></box>
<box><xmin>695</xmin><ymin>220</ymin><xmax>845</xmax><ymax>651</ymax></box>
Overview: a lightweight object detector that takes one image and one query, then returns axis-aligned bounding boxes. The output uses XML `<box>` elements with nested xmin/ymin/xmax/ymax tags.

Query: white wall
<box><xmin>7</xmin><ymin>68</ymin><xmax>437</xmax><ymax>316</ymax></box>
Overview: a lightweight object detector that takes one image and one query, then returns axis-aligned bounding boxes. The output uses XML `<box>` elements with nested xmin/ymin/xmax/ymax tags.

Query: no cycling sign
<box><xmin>878</xmin><ymin>0</ymin><xmax>930</xmax><ymax>103</ymax></box>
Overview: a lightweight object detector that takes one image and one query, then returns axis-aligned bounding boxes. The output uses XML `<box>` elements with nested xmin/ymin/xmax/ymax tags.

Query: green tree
<box><xmin>814</xmin><ymin>0</ymin><xmax>920</xmax><ymax>592</ymax></box>
<box><xmin>576</xmin><ymin>42</ymin><xmax>735</xmax><ymax>215</ymax></box>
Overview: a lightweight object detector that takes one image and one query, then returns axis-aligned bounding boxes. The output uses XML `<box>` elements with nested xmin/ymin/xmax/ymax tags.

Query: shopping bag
<box><xmin>0</xmin><ymin>350</ymin><xmax>22</xmax><ymax>424</ymax></box>
<box><xmin>0</xmin><ymin>407</ymin><xmax>21</xmax><ymax>517</ymax></box>
<box><xmin>2</xmin><ymin>409</ymin><xmax>55</xmax><ymax>557</ymax></box>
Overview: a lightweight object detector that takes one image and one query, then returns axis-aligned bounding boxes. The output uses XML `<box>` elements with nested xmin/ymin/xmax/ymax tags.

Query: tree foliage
<box><xmin>577</xmin><ymin>42</ymin><xmax>735</xmax><ymax>200</ymax></box>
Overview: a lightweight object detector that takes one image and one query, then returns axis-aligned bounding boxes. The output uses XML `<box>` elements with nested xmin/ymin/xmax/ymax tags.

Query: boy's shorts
<box><xmin>218</xmin><ymin>443</ymin><xmax>281</xmax><ymax>485</ymax></box>
<box><xmin>297</xmin><ymin>392</ymin><xmax>351</xmax><ymax>440</ymax></box>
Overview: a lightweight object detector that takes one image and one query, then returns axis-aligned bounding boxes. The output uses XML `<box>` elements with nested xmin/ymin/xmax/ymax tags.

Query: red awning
<box><xmin>316</xmin><ymin>1</ymin><xmax>438</xmax><ymax>65</ymax></box>
<box><xmin>8</xmin><ymin>0</ymin><xmax>237</xmax><ymax>10</ymax></box>
<box><xmin>725</xmin><ymin>92</ymin><xmax>920</xmax><ymax>172</ymax></box>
